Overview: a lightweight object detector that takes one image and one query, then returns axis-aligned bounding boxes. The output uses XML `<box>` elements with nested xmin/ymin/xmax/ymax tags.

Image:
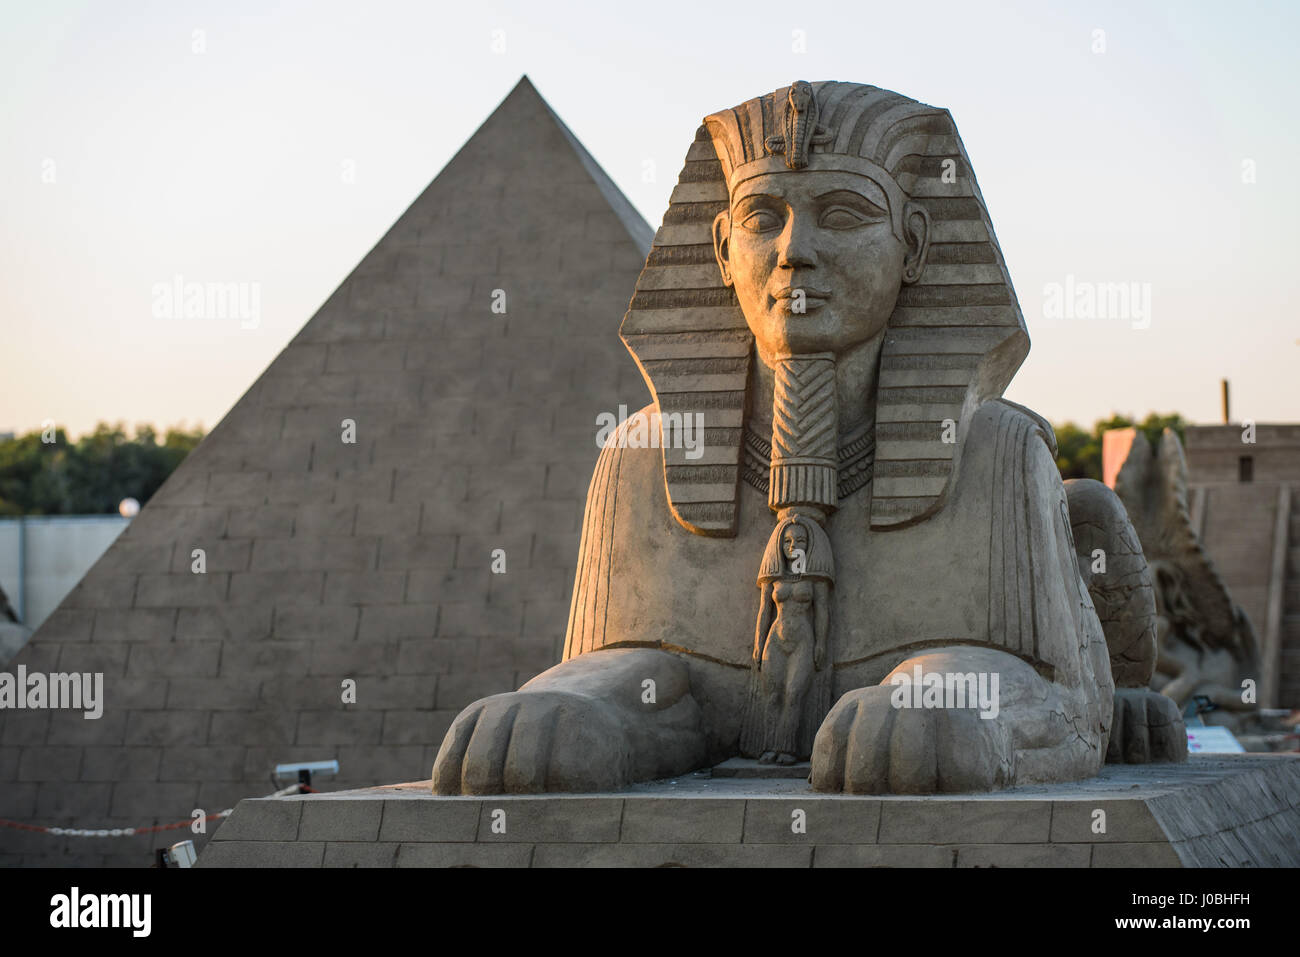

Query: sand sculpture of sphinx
<box><xmin>433</xmin><ymin>81</ymin><xmax>1187</xmax><ymax>795</ymax></box>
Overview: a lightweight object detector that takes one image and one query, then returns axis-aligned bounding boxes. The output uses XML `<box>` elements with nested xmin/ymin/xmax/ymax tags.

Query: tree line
<box><xmin>1052</xmin><ymin>412</ymin><xmax>1187</xmax><ymax>481</ymax></box>
<box><xmin>0</xmin><ymin>423</ymin><xmax>205</xmax><ymax>516</ymax></box>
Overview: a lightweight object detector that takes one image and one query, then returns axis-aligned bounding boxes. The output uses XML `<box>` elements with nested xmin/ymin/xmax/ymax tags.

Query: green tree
<box><xmin>0</xmin><ymin>422</ymin><xmax>205</xmax><ymax>516</ymax></box>
<box><xmin>1050</xmin><ymin>412</ymin><xmax>1188</xmax><ymax>482</ymax></box>
<box><xmin>1054</xmin><ymin>420</ymin><xmax>1103</xmax><ymax>480</ymax></box>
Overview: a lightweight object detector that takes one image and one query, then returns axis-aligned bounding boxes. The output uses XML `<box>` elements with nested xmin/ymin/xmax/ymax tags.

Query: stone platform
<box><xmin>198</xmin><ymin>754</ymin><xmax>1300</xmax><ymax>868</ymax></box>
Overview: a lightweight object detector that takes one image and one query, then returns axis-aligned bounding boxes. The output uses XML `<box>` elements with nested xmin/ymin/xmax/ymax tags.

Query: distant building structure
<box><xmin>0</xmin><ymin>517</ymin><xmax>130</xmax><ymax>660</ymax></box>
<box><xmin>1105</xmin><ymin>417</ymin><xmax>1300</xmax><ymax>710</ymax></box>
<box><xmin>1182</xmin><ymin>424</ymin><xmax>1300</xmax><ymax>710</ymax></box>
<box><xmin>1184</xmin><ymin>424</ymin><xmax>1300</xmax><ymax>486</ymax></box>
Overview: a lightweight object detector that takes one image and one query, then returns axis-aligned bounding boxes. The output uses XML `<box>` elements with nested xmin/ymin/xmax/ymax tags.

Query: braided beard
<box><xmin>768</xmin><ymin>352</ymin><xmax>839</xmax><ymax>518</ymax></box>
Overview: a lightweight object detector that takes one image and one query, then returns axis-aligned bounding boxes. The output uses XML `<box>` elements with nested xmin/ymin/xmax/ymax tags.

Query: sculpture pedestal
<box><xmin>198</xmin><ymin>754</ymin><xmax>1300</xmax><ymax>868</ymax></box>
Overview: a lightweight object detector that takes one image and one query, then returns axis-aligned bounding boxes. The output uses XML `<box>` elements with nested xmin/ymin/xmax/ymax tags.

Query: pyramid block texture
<box><xmin>0</xmin><ymin>77</ymin><xmax>651</xmax><ymax>866</ymax></box>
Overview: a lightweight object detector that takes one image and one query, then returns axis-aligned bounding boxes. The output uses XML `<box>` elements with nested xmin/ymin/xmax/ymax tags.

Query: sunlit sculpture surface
<box><xmin>434</xmin><ymin>81</ymin><xmax>1186</xmax><ymax>795</ymax></box>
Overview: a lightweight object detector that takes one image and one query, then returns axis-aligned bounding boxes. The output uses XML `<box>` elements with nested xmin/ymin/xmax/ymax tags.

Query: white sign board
<box><xmin>1186</xmin><ymin>726</ymin><xmax>1245</xmax><ymax>754</ymax></box>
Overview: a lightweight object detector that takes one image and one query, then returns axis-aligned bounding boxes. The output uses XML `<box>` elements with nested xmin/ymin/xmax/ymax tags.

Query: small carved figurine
<box><xmin>740</xmin><ymin>513</ymin><xmax>834</xmax><ymax>763</ymax></box>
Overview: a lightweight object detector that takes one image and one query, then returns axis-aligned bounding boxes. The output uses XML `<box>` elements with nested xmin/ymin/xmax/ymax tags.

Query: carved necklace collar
<box><xmin>741</xmin><ymin>425</ymin><xmax>875</xmax><ymax>500</ymax></box>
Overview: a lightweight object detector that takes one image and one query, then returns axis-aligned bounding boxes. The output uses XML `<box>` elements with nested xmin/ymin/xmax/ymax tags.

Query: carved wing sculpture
<box><xmin>1114</xmin><ymin>429</ymin><xmax>1262</xmax><ymax>716</ymax></box>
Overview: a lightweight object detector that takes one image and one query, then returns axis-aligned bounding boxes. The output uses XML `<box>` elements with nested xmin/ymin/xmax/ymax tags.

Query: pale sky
<box><xmin>2</xmin><ymin>0</ymin><xmax>1297</xmax><ymax>438</ymax></box>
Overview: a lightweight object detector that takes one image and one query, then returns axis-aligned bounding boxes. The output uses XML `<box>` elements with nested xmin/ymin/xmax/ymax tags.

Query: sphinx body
<box><xmin>433</xmin><ymin>81</ymin><xmax>1185</xmax><ymax>795</ymax></box>
<box><xmin>554</xmin><ymin>398</ymin><xmax>1118</xmax><ymax>790</ymax></box>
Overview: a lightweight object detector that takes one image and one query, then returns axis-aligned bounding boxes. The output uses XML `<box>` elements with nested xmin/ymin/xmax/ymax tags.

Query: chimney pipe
<box><xmin>1221</xmin><ymin>378</ymin><xmax>1230</xmax><ymax>425</ymax></box>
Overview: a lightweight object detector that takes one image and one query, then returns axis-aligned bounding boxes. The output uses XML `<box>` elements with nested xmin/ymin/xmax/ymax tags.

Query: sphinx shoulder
<box><xmin>582</xmin><ymin>402</ymin><xmax>669</xmax><ymax>528</ymax></box>
<box><xmin>961</xmin><ymin>398</ymin><xmax>1063</xmax><ymax>493</ymax></box>
<box><xmin>590</xmin><ymin>402</ymin><xmax>661</xmax><ymax>483</ymax></box>
<box><xmin>949</xmin><ymin>398</ymin><xmax>1076</xmax><ymax>557</ymax></box>
<box><xmin>967</xmin><ymin>398</ymin><xmax>1058</xmax><ymax>456</ymax></box>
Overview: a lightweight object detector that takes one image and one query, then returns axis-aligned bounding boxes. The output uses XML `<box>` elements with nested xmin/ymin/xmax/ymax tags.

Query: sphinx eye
<box><xmin>819</xmin><ymin>205</ymin><xmax>878</xmax><ymax>229</ymax></box>
<box><xmin>739</xmin><ymin>208</ymin><xmax>783</xmax><ymax>232</ymax></box>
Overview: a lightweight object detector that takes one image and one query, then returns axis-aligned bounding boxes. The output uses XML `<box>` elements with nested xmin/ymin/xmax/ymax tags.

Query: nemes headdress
<box><xmin>620</xmin><ymin>81</ymin><xmax>1029</xmax><ymax>536</ymax></box>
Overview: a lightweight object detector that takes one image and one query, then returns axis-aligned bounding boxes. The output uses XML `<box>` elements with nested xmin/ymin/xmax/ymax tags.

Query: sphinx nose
<box><xmin>777</xmin><ymin>218</ymin><xmax>817</xmax><ymax>270</ymax></box>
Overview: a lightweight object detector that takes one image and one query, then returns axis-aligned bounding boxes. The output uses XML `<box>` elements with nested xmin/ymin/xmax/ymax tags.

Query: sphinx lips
<box><xmin>774</xmin><ymin>286</ymin><xmax>831</xmax><ymax>313</ymax></box>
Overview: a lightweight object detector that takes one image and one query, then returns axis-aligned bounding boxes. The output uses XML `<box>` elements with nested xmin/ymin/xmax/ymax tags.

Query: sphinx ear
<box><xmin>901</xmin><ymin>200</ymin><xmax>931</xmax><ymax>285</ymax></box>
<box><xmin>712</xmin><ymin>210</ymin><xmax>734</xmax><ymax>287</ymax></box>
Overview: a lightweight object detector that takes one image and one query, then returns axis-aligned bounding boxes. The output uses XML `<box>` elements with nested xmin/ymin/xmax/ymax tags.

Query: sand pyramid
<box><xmin>0</xmin><ymin>77</ymin><xmax>651</xmax><ymax>866</ymax></box>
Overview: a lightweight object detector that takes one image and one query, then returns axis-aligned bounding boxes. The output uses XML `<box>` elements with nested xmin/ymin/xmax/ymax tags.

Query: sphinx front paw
<box><xmin>812</xmin><ymin>646</ymin><xmax>1110</xmax><ymax>793</ymax></box>
<box><xmin>811</xmin><ymin>647</ymin><xmax>1107</xmax><ymax>795</ymax></box>
<box><xmin>1107</xmin><ymin>687</ymin><xmax>1188</xmax><ymax>764</ymax></box>
<box><xmin>810</xmin><ymin>683</ymin><xmax>1015</xmax><ymax>794</ymax></box>
<box><xmin>432</xmin><ymin>690</ymin><xmax>632</xmax><ymax>795</ymax></box>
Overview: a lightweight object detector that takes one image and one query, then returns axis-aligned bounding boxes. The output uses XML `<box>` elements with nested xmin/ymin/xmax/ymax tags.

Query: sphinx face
<box><xmin>713</xmin><ymin>170</ymin><xmax>912</xmax><ymax>360</ymax></box>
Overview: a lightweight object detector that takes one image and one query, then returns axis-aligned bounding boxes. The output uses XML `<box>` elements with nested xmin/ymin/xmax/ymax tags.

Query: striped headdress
<box><xmin>620</xmin><ymin>81</ymin><xmax>1029</xmax><ymax>535</ymax></box>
